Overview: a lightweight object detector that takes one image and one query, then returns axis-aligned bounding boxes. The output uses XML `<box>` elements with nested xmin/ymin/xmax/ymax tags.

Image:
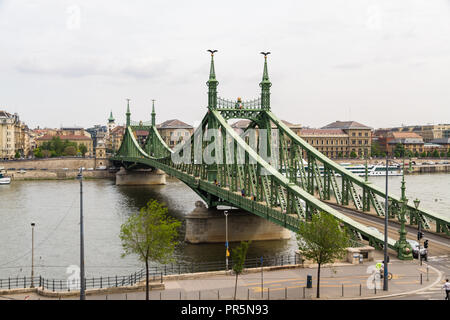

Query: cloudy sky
<box><xmin>1</xmin><ymin>0</ymin><xmax>450</xmax><ymax>129</ymax></box>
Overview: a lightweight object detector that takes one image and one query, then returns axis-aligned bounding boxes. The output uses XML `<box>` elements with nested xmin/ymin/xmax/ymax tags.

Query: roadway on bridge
<box><xmin>329</xmin><ymin>203</ymin><xmax>450</xmax><ymax>259</ymax></box>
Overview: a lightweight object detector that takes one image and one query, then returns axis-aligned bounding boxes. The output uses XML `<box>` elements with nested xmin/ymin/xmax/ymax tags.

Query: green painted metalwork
<box><xmin>111</xmin><ymin>52</ymin><xmax>450</xmax><ymax>256</ymax></box>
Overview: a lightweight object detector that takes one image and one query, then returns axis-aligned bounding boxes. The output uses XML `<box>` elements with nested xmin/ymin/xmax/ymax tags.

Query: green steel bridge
<box><xmin>111</xmin><ymin>52</ymin><xmax>450</xmax><ymax>258</ymax></box>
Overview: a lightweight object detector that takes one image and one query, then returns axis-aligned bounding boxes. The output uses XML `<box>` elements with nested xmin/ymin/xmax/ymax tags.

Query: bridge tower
<box><xmin>151</xmin><ymin>99</ymin><xmax>156</xmax><ymax>127</ymax></box>
<box><xmin>260</xmin><ymin>52</ymin><xmax>272</xmax><ymax>110</ymax></box>
<box><xmin>126</xmin><ymin>98</ymin><xmax>131</xmax><ymax>127</ymax></box>
<box><xmin>207</xmin><ymin>50</ymin><xmax>218</xmax><ymax>110</ymax></box>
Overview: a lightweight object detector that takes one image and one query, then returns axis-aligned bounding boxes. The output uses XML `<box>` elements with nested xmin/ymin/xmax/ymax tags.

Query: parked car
<box><xmin>406</xmin><ymin>239</ymin><xmax>428</xmax><ymax>260</ymax></box>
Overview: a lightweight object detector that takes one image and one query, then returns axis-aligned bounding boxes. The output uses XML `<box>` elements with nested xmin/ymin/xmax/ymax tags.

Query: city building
<box><xmin>0</xmin><ymin>110</ymin><xmax>34</xmax><ymax>159</ymax></box>
<box><xmin>299</xmin><ymin>128</ymin><xmax>349</xmax><ymax>158</ymax></box>
<box><xmin>157</xmin><ymin>119</ymin><xmax>194</xmax><ymax>148</ymax></box>
<box><xmin>389</xmin><ymin>124</ymin><xmax>450</xmax><ymax>143</ymax></box>
<box><xmin>386</xmin><ymin>132</ymin><xmax>424</xmax><ymax>156</ymax></box>
<box><xmin>108</xmin><ymin>125</ymin><xmax>125</xmax><ymax>153</ymax></box>
<box><xmin>86</xmin><ymin>124</ymin><xmax>108</xmax><ymax>154</ymax></box>
<box><xmin>321</xmin><ymin>121</ymin><xmax>372</xmax><ymax>158</ymax></box>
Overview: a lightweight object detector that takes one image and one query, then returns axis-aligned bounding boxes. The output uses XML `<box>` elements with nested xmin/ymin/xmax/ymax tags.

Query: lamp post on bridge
<box><xmin>414</xmin><ymin>198</ymin><xmax>422</xmax><ymax>266</ymax></box>
<box><xmin>395</xmin><ymin>159</ymin><xmax>413</xmax><ymax>261</ymax></box>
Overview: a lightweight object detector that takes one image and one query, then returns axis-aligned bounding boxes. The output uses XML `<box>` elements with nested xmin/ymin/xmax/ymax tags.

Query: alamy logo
<box><xmin>66</xmin><ymin>265</ymin><xmax>80</xmax><ymax>290</ymax></box>
<box><xmin>366</xmin><ymin>264</ymin><xmax>382</xmax><ymax>289</ymax></box>
<box><xmin>66</xmin><ymin>5</ymin><xmax>81</xmax><ymax>30</ymax></box>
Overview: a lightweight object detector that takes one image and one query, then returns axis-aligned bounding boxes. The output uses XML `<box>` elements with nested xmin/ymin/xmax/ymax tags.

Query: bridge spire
<box><xmin>151</xmin><ymin>99</ymin><xmax>156</xmax><ymax>127</ymax></box>
<box><xmin>207</xmin><ymin>50</ymin><xmax>218</xmax><ymax>109</ymax></box>
<box><xmin>126</xmin><ymin>98</ymin><xmax>131</xmax><ymax>127</ymax></box>
<box><xmin>260</xmin><ymin>52</ymin><xmax>272</xmax><ymax>110</ymax></box>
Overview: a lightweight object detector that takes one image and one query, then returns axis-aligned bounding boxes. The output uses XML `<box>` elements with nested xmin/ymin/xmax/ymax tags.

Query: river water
<box><xmin>0</xmin><ymin>173</ymin><xmax>448</xmax><ymax>279</ymax></box>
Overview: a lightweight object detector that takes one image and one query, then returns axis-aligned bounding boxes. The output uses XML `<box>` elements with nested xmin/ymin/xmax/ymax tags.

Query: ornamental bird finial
<box><xmin>207</xmin><ymin>49</ymin><xmax>218</xmax><ymax>56</ymax></box>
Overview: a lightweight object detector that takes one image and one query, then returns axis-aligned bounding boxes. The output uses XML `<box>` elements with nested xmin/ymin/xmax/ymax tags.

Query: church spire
<box><xmin>206</xmin><ymin>50</ymin><xmax>218</xmax><ymax>109</ymax></box>
<box><xmin>259</xmin><ymin>52</ymin><xmax>272</xmax><ymax>110</ymax></box>
<box><xmin>108</xmin><ymin>110</ymin><xmax>115</xmax><ymax>123</ymax></box>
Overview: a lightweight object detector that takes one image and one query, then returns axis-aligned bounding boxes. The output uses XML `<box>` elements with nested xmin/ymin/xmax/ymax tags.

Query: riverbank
<box><xmin>6</xmin><ymin>169</ymin><xmax>115</xmax><ymax>180</ymax></box>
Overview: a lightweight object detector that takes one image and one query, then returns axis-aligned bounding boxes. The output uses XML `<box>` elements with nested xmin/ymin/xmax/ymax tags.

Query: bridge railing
<box><xmin>217</xmin><ymin>97</ymin><xmax>262</xmax><ymax>109</ymax></box>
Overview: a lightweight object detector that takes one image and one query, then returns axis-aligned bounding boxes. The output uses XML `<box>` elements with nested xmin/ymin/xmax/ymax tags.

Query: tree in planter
<box><xmin>296</xmin><ymin>212</ymin><xmax>349</xmax><ymax>298</ymax></box>
<box><xmin>231</xmin><ymin>241</ymin><xmax>251</xmax><ymax>300</ymax></box>
<box><xmin>119</xmin><ymin>199</ymin><xmax>181</xmax><ymax>300</ymax></box>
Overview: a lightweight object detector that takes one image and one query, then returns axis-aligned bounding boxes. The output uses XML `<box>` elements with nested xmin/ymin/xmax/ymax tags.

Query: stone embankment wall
<box><xmin>0</xmin><ymin>157</ymin><xmax>110</xmax><ymax>170</ymax></box>
<box><xmin>8</xmin><ymin>169</ymin><xmax>115</xmax><ymax>180</ymax></box>
<box><xmin>0</xmin><ymin>158</ymin><xmax>114</xmax><ymax>180</ymax></box>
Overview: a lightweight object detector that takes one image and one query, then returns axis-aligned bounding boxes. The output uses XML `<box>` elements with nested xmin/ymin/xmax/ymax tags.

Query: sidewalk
<box><xmin>0</xmin><ymin>257</ymin><xmax>442</xmax><ymax>300</ymax></box>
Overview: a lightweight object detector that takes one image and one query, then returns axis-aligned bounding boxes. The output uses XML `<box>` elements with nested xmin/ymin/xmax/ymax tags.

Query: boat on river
<box><xmin>0</xmin><ymin>168</ymin><xmax>11</xmax><ymax>184</ymax></box>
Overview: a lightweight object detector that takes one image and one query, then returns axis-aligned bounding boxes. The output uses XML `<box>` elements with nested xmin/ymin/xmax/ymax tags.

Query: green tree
<box><xmin>51</xmin><ymin>136</ymin><xmax>64</xmax><ymax>156</ymax></box>
<box><xmin>14</xmin><ymin>151</ymin><xmax>21</xmax><ymax>159</ymax></box>
<box><xmin>297</xmin><ymin>212</ymin><xmax>350</xmax><ymax>298</ymax></box>
<box><xmin>79</xmin><ymin>143</ymin><xmax>88</xmax><ymax>157</ymax></box>
<box><xmin>393</xmin><ymin>143</ymin><xmax>405</xmax><ymax>158</ymax></box>
<box><xmin>42</xmin><ymin>149</ymin><xmax>51</xmax><ymax>158</ymax></box>
<box><xmin>119</xmin><ymin>199</ymin><xmax>180</xmax><ymax>300</ymax></box>
<box><xmin>350</xmin><ymin>151</ymin><xmax>357</xmax><ymax>159</ymax></box>
<box><xmin>63</xmin><ymin>145</ymin><xmax>77</xmax><ymax>156</ymax></box>
<box><xmin>420</xmin><ymin>151</ymin><xmax>427</xmax><ymax>158</ymax></box>
<box><xmin>371</xmin><ymin>141</ymin><xmax>382</xmax><ymax>157</ymax></box>
<box><xmin>414</xmin><ymin>151</ymin><xmax>419</xmax><ymax>158</ymax></box>
<box><xmin>432</xmin><ymin>150</ymin><xmax>440</xmax><ymax>158</ymax></box>
<box><xmin>231</xmin><ymin>241</ymin><xmax>251</xmax><ymax>300</ymax></box>
<box><xmin>33</xmin><ymin>148</ymin><xmax>43</xmax><ymax>158</ymax></box>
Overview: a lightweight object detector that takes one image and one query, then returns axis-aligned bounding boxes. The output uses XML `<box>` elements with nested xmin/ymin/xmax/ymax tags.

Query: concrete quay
<box><xmin>0</xmin><ymin>252</ymin><xmax>444</xmax><ymax>300</ymax></box>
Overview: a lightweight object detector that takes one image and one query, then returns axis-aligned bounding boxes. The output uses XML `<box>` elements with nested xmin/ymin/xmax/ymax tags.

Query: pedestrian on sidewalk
<box><xmin>443</xmin><ymin>279</ymin><xmax>450</xmax><ymax>300</ymax></box>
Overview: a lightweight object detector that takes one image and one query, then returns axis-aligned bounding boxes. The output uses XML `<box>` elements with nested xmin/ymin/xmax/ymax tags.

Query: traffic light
<box><xmin>424</xmin><ymin>240</ymin><xmax>428</xmax><ymax>248</ymax></box>
<box><xmin>417</xmin><ymin>231</ymin><xmax>424</xmax><ymax>240</ymax></box>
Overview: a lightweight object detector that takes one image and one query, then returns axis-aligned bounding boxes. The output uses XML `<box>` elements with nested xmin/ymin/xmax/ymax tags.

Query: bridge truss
<box><xmin>111</xmin><ymin>52</ymin><xmax>450</xmax><ymax>255</ymax></box>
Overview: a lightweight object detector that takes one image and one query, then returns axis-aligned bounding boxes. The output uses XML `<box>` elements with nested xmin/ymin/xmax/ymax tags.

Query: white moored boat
<box><xmin>0</xmin><ymin>172</ymin><xmax>11</xmax><ymax>184</ymax></box>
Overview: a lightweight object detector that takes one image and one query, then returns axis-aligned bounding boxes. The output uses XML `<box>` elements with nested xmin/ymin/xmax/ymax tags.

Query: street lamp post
<box><xmin>77</xmin><ymin>167</ymin><xmax>86</xmax><ymax>300</ymax></box>
<box><xmin>414</xmin><ymin>198</ymin><xmax>421</xmax><ymax>266</ymax></box>
<box><xmin>383</xmin><ymin>154</ymin><xmax>389</xmax><ymax>291</ymax></box>
<box><xmin>30</xmin><ymin>222</ymin><xmax>35</xmax><ymax>288</ymax></box>
<box><xmin>224</xmin><ymin>210</ymin><xmax>229</xmax><ymax>271</ymax></box>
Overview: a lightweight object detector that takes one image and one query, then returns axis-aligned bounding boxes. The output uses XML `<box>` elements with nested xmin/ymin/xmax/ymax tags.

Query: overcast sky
<box><xmin>1</xmin><ymin>0</ymin><xmax>450</xmax><ymax>129</ymax></box>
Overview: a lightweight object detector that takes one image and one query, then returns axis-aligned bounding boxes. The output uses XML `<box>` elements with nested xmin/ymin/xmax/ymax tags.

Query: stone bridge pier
<box><xmin>115</xmin><ymin>167</ymin><xmax>166</xmax><ymax>185</ymax></box>
<box><xmin>185</xmin><ymin>201</ymin><xmax>292</xmax><ymax>244</ymax></box>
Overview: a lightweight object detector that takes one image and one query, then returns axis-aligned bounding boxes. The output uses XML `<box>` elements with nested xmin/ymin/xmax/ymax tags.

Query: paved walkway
<box><xmin>0</xmin><ymin>255</ymin><xmax>443</xmax><ymax>300</ymax></box>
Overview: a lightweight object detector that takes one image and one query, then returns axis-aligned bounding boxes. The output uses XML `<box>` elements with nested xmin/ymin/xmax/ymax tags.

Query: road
<box><xmin>332</xmin><ymin>203</ymin><xmax>450</xmax><ymax>300</ymax></box>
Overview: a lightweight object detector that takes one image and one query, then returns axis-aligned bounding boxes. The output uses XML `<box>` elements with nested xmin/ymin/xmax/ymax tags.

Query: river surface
<box><xmin>0</xmin><ymin>173</ymin><xmax>448</xmax><ymax>279</ymax></box>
